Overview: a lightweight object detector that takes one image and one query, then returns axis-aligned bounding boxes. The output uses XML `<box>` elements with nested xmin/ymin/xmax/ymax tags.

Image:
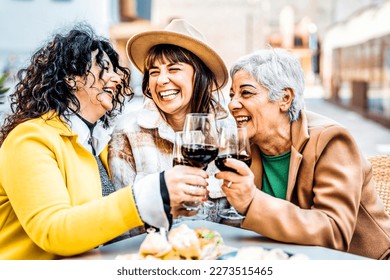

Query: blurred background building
<box><xmin>1</xmin><ymin>0</ymin><xmax>389</xmax><ymax>154</ymax></box>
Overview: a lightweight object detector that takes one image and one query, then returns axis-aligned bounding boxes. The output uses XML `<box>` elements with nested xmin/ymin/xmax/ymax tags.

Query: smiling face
<box><xmin>148</xmin><ymin>57</ymin><xmax>194</xmax><ymax>125</ymax></box>
<box><xmin>229</xmin><ymin>69</ymin><xmax>290</xmax><ymax>151</ymax></box>
<box><xmin>74</xmin><ymin>50</ymin><xmax>120</xmax><ymax>123</ymax></box>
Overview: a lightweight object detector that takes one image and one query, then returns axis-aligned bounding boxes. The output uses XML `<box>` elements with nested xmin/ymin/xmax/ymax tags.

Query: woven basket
<box><xmin>367</xmin><ymin>155</ymin><xmax>390</xmax><ymax>215</ymax></box>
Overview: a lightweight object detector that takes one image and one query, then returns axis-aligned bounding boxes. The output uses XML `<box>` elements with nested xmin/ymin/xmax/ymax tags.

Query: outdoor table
<box><xmin>64</xmin><ymin>220</ymin><xmax>369</xmax><ymax>260</ymax></box>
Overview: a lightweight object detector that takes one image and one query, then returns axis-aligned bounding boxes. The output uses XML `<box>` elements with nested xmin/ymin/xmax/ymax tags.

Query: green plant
<box><xmin>0</xmin><ymin>73</ymin><xmax>10</xmax><ymax>104</ymax></box>
<box><xmin>0</xmin><ymin>73</ymin><xmax>10</xmax><ymax>95</ymax></box>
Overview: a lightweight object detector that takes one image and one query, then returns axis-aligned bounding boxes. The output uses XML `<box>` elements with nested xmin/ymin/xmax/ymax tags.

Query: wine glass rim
<box><xmin>186</xmin><ymin>113</ymin><xmax>213</xmax><ymax>116</ymax></box>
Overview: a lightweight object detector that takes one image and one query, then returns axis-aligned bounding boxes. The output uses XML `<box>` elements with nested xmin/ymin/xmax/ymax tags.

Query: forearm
<box><xmin>132</xmin><ymin>172</ymin><xmax>171</xmax><ymax>230</ymax></box>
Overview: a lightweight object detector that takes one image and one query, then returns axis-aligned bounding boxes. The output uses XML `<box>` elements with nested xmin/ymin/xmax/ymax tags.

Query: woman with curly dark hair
<box><xmin>0</xmin><ymin>24</ymin><xmax>170</xmax><ymax>259</ymax></box>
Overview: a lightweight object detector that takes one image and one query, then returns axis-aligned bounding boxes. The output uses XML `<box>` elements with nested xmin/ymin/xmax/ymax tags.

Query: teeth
<box><xmin>159</xmin><ymin>90</ymin><xmax>179</xmax><ymax>97</ymax></box>
<box><xmin>103</xmin><ymin>88</ymin><xmax>114</xmax><ymax>95</ymax></box>
<box><xmin>236</xmin><ymin>116</ymin><xmax>251</xmax><ymax>122</ymax></box>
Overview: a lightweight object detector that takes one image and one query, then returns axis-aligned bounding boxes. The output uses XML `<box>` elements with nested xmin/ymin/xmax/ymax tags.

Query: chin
<box><xmin>101</xmin><ymin>101</ymin><xmax>113</xmax><ymax>112</ymax></box>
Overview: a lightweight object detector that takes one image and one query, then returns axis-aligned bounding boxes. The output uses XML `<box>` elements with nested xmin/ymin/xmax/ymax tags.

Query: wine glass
<box><xmin>181</xmin><ymin>113</ymin><xmax>219</xmax><ymax>216</ymax></box>
<box><xmin>216</xmin><ymin>125</ymin><xmax>252</xmax><ymax>220</ymax></box>
<box><xmin>172</xmin><ymin>131</ymin><xmax>190</xmax><ymax>167</ymax></box>
<box><xmin>172</xmin><ymin>130</ymin><xmax>210</xmax><ymax>220</ymax></box>
<box><xmin>172</xmin><ymin>131</ymin><xmax>205</xmax><ymax>220</ymax></box>
<box><xmin>182</xmin><ymin>113</ymin><xmax>219</xmax><ymax>170</ymax></box>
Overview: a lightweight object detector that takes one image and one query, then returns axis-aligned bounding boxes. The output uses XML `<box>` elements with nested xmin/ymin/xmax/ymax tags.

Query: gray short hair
<box><xmin>230</xmin><ymin>48</ymin><xmax>305</xmax><ymax>122</ymax></box>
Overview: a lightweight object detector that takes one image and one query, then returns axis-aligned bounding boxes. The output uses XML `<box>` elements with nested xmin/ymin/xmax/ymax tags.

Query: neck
<box><xmin>253</xmin><ymin>122</ymin><xmax>291</xmax><ymax>156</ymax></box>
<box><xmin>164</xmin><ymin>111</ymin><xmax>187</xmax><ymax>132</ymax></box>
<box><xmin>78</xmin><ymin>110</ymin><xmax>100</xmax><ymax>124</ymax></box>
<box><xmin>167</xmin><ymin>116</ymin><xmax>185</xmax><ymax>131</ymax></box>
<box><xmin>75</xmin><ymin>112</ymin><xmax>96</xmax><ymax>129</ymax></box>
<box><xmin>69</xmin><ymin>103</ymin><xmax>101</xmax><ymax>124</ymax></box>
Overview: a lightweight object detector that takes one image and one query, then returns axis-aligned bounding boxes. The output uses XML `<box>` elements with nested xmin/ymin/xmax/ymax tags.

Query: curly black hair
<box><xmin>0</xmin><ymin>23</ymin><xmax>133</xmax><ymax>146</ymax></box>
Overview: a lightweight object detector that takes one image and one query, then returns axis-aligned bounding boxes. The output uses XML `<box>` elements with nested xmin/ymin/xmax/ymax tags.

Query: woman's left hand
<box><xmin>215</xmin><ymin>158</ymin><xmax>256</xmax><ymax>214</ymax></box>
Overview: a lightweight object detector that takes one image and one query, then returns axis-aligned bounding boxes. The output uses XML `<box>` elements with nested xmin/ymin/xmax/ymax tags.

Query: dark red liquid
<box><xmin>172</xmin><ymin>158</ymin><xmax>190</xmax><ymax>166</ymax></box>
<box><xmin>215</xmin><ymin>154</ymin><xmax>252</xmax><ymax>172</ymax></box>
<box><xmin>238</xmin><ymin>154</ymin><xmax>252</xmax><ymax>167</ymax></box>
<box><xmin>181</xmin><ymin>144</ymin><xmax>218</xmax><ymax>169</ymax></box>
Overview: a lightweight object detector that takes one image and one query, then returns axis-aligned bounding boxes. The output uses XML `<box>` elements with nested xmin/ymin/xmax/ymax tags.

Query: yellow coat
<box><xmin>0</xmin><ymin>113</ymin><xmax>143</xmax><ymax>259</ymax></box>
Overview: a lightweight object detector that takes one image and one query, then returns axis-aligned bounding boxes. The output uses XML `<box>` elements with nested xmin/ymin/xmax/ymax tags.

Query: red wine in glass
<box><xmin>172</xmin><ymin>131</ymin><xmax>206</xmax><ymax>216</ymax></box>
<box><xmin>217</xmin><ymin>126</ymin><xmax>252</xmax><ymax>220</ymax></box>
<box><xmin>215</xmin><ymin>154</ymin><xmax>252</xmax><ymax>172</ymax></box>
<box><xmin>181</xmin><ymin>113</ymin><xmax>220</xmax><ymax>216</ymax></box>
<box><xmin>181</xmin><ymin>143</ymin><xmax>218</xmax><ymax>169</ymax></box>
<box><xmin>172</xmin><ymin>157</ymin><xmax>190</xmax><ymax>166</ymax></box>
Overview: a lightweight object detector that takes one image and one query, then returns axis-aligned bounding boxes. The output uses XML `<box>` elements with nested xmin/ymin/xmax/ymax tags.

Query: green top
<box><xmin>261</xmin><ymin>150</ymin><xmax>291</xmax><ymax>199</ymax></box>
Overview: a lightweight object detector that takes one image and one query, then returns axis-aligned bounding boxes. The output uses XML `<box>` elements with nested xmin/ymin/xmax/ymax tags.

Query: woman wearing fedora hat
<box><xmin>109</xmin><ymin>19</ymin><xmax>232</xmax><ymax>237</ymax></box>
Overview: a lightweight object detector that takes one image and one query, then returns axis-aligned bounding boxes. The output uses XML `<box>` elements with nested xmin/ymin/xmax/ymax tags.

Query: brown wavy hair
<box><xmin>0</xmin><ymin>24</ymin><xmax>133</xmax><ymax>146</ymax></box>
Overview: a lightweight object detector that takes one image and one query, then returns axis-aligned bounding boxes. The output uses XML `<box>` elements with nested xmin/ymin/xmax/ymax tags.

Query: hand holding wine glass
<box><xmin>170</xmin><ymin>131</ymin><xmax>209</xmax><ymax>220</ymax></box>
<box><xmin>180</xmin><ymin>113</ymin><xmax>219</xmax><ymax>218</ymax></box>
<box><xmin>216</xmin><ymin>125</ymin><xmax>252</xmax><ymax>220</ymax></box>
<box><xmin>172</xmin><ymin>131</ymin><xmax>207</xmax><ymax>207</ymax></box>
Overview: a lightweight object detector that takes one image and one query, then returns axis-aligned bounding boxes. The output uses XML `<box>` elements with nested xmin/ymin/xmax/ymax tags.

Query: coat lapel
<box><xmin>286</xmin><ymin>110</ymin><xmax>310</xmax><ymax>201</ymax></box>
<box><xmin>99</xmin><ymin>146</ymin><xmax>111</xmax><ymax>178</ymax></box>
<box><xmin>286</xmin><ymin>146</ymin><xmax>302</xmax><ymax>200</ymax></box>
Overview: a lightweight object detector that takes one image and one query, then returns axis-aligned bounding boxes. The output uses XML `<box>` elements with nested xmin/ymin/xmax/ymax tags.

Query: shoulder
<box><xmin>113</xmin><ymin>99</ymin><xmax>162</xmax><ymax>133</ymax></box>
<box><xmin>1</xmin><ymin>117</ymin><xmax>66</xmax><ymax>157</ymax></box>
<box><xmin>305</xmin><ymin>110</ymin><xmax>342</xmax><ymax>129</ymax></box>
<box><xmin>112</xmin><ymin>111</ymin><xmax>140</xmax><ymax>133</ymax></box>
<box><xmin>302</xmin><ymin>111</ymin><xmax>359</xmax><ymax>152</ymax></box>
<box><xmin>8</xmin><ymin>116</ymin><xmax>66</xmax><ymax>140</ymax></box>
<box><xmin>304</xmin><ymin>110</ymin><xmax>352</xmax><ymax>137</ymax></box>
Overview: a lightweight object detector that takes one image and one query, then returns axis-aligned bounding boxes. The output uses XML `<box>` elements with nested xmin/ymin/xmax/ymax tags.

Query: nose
<box><xmin>109</xmin><ymin>72</ymin><xmax>121</xmax><ymax>84</ymax></box>
<box><xmin>228</xmin><ymin>95</ymin><xmax>242</xmax><ymax>112</ymax></box>
<box><xmin>157</xmin><ymin>71</ymin><xmax>170</xmax><ymax>85</ymax></box>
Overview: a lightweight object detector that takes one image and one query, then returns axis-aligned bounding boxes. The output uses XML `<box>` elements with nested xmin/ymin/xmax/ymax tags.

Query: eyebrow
<box><xmin>239</xmin><ymin>84</ymin><xmax>257</xmax><ymax>89</ymax></box>
<box><xmin>150</xmin><ymin>62</ymin><xmax>183</xmax><ymax>69</ymax></box>
<box><xmin>230</xmin><ymin>84</ymin><xmax>258</xmax><ymax>92</ymax></box>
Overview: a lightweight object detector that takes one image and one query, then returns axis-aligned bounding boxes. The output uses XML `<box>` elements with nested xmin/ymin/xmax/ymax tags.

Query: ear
<box><xmin>279</xmin><ymin>88</ymin><xmax>294</xmax><ymax>112</ymax></box>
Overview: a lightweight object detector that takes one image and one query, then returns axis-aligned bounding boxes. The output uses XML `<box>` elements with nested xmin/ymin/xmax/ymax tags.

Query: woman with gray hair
<box><xmin>215</xmin><ymin>48</ymin><xmax>390</xmax><ymax>259</ymax></box>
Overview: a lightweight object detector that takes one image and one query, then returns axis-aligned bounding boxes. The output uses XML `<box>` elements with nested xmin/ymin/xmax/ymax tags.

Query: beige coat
<box><xmin>242</xmin><ymin>110</ymin><xmax>390</xmax><ymax>259</ymax></box>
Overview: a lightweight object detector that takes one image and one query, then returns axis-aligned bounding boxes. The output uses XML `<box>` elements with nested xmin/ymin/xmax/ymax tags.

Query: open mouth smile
<box><xmin>235</xmin><ymin>116</ymin><xmax>252</xmax><ymax>125</ymax></box>
<box><xmin>102</xmin><ymin>87</ymin><xmax>115</xmax><ymax>96</ymax></box>
<box><xmin>159</xmin><ymin>90</ymin><xmax>179</xmax><ymax>101</ymax></box>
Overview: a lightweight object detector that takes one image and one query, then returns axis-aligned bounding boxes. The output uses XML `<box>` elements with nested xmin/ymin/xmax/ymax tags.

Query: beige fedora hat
<box><xmin>126</xmin><ymin>19</ymin><xmax>228</xmax><ymax>90</ymax></box>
